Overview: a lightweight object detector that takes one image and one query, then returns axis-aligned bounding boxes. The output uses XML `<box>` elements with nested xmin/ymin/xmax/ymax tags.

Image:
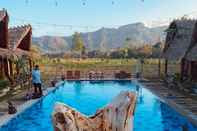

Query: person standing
<box><xmin>32</xmin><ymin>65</ymin><xmax>42</xmax><ymax>97</ymax></box>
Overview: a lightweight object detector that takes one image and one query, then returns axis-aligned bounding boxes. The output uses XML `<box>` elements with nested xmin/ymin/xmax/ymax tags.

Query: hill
<box><xmin>33</xmin><ymin>22</ymin><xmax>167</xmax><ymax>53</ymax></box>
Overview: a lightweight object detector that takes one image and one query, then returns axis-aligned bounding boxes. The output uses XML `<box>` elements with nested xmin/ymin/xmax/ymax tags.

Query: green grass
<box><xmin>37</xmin><ymin>58</ymin><xmax>180</xmax><ymax>79</ymax></box>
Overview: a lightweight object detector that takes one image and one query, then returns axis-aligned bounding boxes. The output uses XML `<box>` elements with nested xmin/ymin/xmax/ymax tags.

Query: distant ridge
<box><xmin>32</xmin><ymin>22</ymin><xmax>167</xmax><ymax>53</ymax></box>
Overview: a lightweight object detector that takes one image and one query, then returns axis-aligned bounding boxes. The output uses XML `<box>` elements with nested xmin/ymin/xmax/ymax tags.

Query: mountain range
<box><xmin>32</xmin><ymin>22</ymin><xmax>167</xmax><ymax>53</ymax></box>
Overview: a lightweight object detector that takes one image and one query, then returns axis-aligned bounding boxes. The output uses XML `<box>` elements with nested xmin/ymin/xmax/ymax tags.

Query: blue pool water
<box><xmin>0</xmin><ymin>80</ymin><xmax>197</xmax><ymax>131</ymax></box>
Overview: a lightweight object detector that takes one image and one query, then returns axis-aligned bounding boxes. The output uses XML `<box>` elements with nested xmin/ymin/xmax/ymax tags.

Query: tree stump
<box><xmin>52</xmin><ymin>91</ymin><xmax>136</xmax><ymax>131</ymax></box>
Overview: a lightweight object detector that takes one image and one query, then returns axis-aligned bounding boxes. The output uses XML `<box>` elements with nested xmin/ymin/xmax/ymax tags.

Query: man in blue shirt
<box><xmin>32</xmin><ymin>65</ymin><xmax>42</xmax><ymax>97</ymax></box>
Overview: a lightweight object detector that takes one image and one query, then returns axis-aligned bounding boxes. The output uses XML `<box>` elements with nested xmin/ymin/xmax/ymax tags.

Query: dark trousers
<box><xmin>33</xmin><ymin>83</ymin><xmax>42</xmax><ymax>95</ymax></box>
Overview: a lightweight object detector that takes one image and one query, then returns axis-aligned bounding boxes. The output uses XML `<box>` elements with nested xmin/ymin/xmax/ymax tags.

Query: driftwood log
<box><xmin>52</xmin><ymin>91</ymin><xmax>136</xmax><ymax>131</ymax></box>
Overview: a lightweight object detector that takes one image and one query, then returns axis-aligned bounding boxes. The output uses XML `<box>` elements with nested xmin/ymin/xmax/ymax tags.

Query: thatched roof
<box><xmin>185</xmin><ymin>22</ymin><xmax>197</xmax><ymax>61</ymax></box>
<box><xmin>163</xmin><ymin>19</ymin><xmax>196</xmax><ymax>61</ymax></box>
<box><xmin>0</xmin><ymin>47</ymin><xmax>30</xmax><ymax>58</ymax></box>
<box><xmin>14</xmin><ymin>48</ymin><xmax>30</xmax><ymax>57</ymax></box>
<box><xmin>8</xmin><ymin>25</ymin><xmax>31</xmax><ymax>50</ymax></box>
<box><xmin>0</xmin><ymin>25</ymin><xmax>32</xmax><ymax>58</ymax></box>
<box><xmin>0</xmin><ymin>10</ymin><xmax>32</xmax><ymax>59</ymax></box>
<box><xmin>0</xmin><ymin>48</ymin><xmax>12</xmax><ymax>58</ymax></box>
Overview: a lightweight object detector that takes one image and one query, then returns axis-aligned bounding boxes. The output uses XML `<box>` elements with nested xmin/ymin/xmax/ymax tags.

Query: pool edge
<box><xmin>0</xmin><ymin>84</ymin><xmax>58</xmax><ymax>127</ymax></box>
<box><xmin>140</xmin><ymin>83</ymin><xmax>197</xmax><ymax>127</ymax></box>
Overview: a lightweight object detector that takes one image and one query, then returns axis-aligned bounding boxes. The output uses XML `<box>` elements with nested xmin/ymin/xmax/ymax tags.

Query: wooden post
<box><xmin>0</xmin><ymin>56</ymin><xmax>4</xmax><ymax>78</ymax></box>
<box><xmin>158</xmin><ymin>58</ymin><xmax>161</xmax><ymax>77</ymax></box>
<box><xmin>29</xmin><ymin>59</ymin><xmax>32</xmax><ymax>72</ymax></box>
<box><xmin>9</xmin><ymin>60</ymin><xmax>13</xmax><ymax>77</ymax></box>
<box><xmin>0</xmin><ymin>57</ymin><xmax>2</xmax><ymax>74</ymax></box>
<box><xmin>140</xmin><ymin>59</ymin><xmax>144</xmax><ymax>78</ymax></box>
<box><xmin>4</xmin><ymin>58</ymin><xmax>13</xmax><ymax>84</ymax></box>
<box><xmin>4</xmin><ymin>58</ymin><xmax>9</xmax><ymax>77</ymax></box>
<box><xmin>52</xmin><ymin>91</ymin><xmax>136</xmax><ymax>131</ymax></box>
<box><xmin>165</xmin><ymin>59</ymin><xmax>168</xmax><ymax>76</ymax></box>
<box><xmin>180</xmin><ymin>59</ymin><xmax>185</xmax><ymax>82</ymax></box>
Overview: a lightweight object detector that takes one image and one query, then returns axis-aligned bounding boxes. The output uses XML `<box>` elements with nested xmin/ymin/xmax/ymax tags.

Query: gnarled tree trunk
<box><xmin>52</xmin><ymin>91</ymin><xmax>136</xmax><ymax>131</ymax></box>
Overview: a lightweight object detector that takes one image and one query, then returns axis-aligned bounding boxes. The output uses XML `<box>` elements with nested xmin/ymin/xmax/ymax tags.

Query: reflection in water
<box><xmin>160</xmin><ymin>102</ymin><xmax>196</xmax><ymax>131</ymax></box>
<box><xmin>74</xmin><ymin>81</ymin><xmax>83</xmax><ymax>95</ymax></box>
<box><xmin>138</xmin><ymin>95</ymin><xmax>144</xmax><ymax>104</ymax></box>
<box><xmin>136</xmin><ymin>85</ymin><xmax>144</xmax><ymax>104</ymax></box>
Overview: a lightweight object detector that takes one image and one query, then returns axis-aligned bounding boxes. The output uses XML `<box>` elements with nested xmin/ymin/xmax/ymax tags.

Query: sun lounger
<box><xmin>114</xmin><ymin>71</ymin><xmax>131</xmax><ymax>79</ymax></box>
<box><xmin>74</xmin><ymin>71</ymin><xmax>80</xmax><ymax>80</ymax></box>
<box><xmin>67</xmin><ymin>71</ymin><xmax>73</xmax><ymax>80</ymax></box>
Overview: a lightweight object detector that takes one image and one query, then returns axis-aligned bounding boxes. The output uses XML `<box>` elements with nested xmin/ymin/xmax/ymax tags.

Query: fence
<box><xmin>39</xmin><ymin>59</ymin><xmax>180</xmax><ymax>81</ymax></box>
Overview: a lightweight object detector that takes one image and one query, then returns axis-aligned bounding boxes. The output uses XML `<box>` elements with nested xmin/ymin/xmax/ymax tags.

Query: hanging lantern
<box><xmin>25</xmin><ymin>0</ymin><xmax>29</xmax><ymax>5</ymax></box>
<box><xmin>82</xmin><ymin>0</ymin><xmax>86</xmax><ymax>6</ymax></box>
<box><xmin>55</xmin><ymin>0</ymin><xmax>58</xmax><ymax>7</ymax></box>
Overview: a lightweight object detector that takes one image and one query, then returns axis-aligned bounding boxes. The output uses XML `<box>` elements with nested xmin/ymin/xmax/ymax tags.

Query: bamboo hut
<box><xmin>162</xmin><ymin>19</ymin><xmax>196</xmax><ymax>80</ymax></box>
<box><xmin>184</xmin><ymin>22</ymin><xmax>197</xmax><ymax>81</ymax></box>
<box><xmin>0</xmin><ymin>9</ymin><xmax>33</xmax><ymax>83</ymax></box>
<box><xmin>8</xmin><ymin>25</ymin><xmax>33</xmax><ymax>78</ymax></box>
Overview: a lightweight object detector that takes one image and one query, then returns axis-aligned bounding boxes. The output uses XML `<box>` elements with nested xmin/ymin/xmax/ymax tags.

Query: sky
<box><xmin>1</xmin><ymin>0</ymin><xmax>197</xmax><ymax>36</ymax></box>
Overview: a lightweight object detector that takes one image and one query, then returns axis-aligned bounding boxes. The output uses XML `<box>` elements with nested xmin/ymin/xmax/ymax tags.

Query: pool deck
<box><xmin>0</xmin><ymin>79</ymin><xmax>197</xmax><ymax>127</ymax></box>
<box><xmin>140</xmin><ymin>79</ymin><xmax>197</xmax><ymax>126</ymax></box>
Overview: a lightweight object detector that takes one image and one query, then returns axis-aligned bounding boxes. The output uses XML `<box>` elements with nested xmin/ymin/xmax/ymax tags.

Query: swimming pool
<box><xmin>0</xmin><ymin>80</ymin><xmax>197</xmax><ymax>131</ymax></box>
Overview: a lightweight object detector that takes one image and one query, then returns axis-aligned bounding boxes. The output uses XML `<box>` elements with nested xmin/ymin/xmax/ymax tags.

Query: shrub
<box><xmin>0</xmin><ymin>80</ymin><xmax>9</xmax><ymax>90</ymax></box>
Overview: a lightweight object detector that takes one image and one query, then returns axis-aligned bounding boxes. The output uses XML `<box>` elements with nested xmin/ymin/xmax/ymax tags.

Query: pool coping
<box><xmin>140</xmin><ymin>83</ymin><xmax>197</xmax><ymax>127</ymax></box>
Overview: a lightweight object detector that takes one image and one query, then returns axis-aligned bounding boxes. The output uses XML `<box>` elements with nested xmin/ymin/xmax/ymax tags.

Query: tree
<box><xmin>137</xmin><ymin>44</ymin><xmax>152</xmax><ymax>58</ymax></box>
<box><xmin>30</xmin><ymin>44</ymin><xmax>42</xmax><ymax>60</ymax></box>
<box><xmin>72</xmin><ymin>32</ymin><xmax>85</xmax><ymax>56</ymax></box>
<box><xmin>109</xmin><ymin>48</ymin><xmax>128</xmax><ymax>59</ymax></box>
<box><xmin>152</xmin><ymin>42</ymin><xmax>164</xmax><ymax>58</ymax></box>
<box><xmin>120</xmin><ymin>48</ymin><xmax>128</xmax><ymax>58</ymax></box>
<box><xmin>127</xmin><ymin>48</ymin><xmax>138</xmax><ymax>58</ymax></box>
